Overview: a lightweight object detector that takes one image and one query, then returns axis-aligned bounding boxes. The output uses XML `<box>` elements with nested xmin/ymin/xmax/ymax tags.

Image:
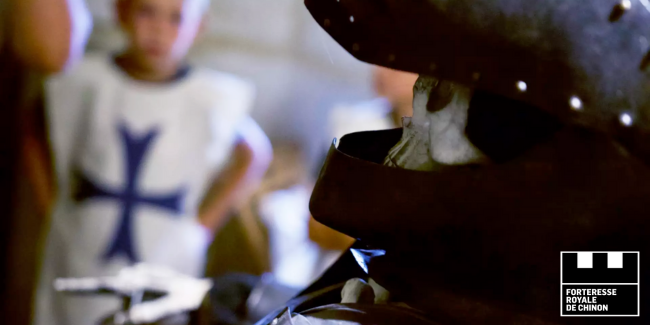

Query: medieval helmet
<box><xmin>302</xmin><ymin>1</ymin><xmax>650</xmax><ymax>324</ymax></box>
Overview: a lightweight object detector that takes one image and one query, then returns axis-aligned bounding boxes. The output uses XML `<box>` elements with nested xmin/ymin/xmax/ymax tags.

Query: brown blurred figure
<box><xmin>1</xmin><ymin>1</ymin><xmax>91</xmax><ymax>324</ymax></box>
<box><xmin>310</xmin><ymin>66</ymin><xmax>418</xmax><ymax>251</ymax></box>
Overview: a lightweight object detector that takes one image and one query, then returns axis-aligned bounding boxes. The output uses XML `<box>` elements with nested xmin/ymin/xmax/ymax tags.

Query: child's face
<box><xmin>118</xmin><ymin>0</ymin><xmax>205</xmax><ymax>71</ymax></box>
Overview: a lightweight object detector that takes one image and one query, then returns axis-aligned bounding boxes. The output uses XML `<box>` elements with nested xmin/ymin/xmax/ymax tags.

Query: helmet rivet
<box><xmin>621</xmin><ymin>0</ymin><xmax>632</xmax><ymax>10</ymax></box>
<box><xmin>516</xmin><ymin>81</ymin><xmax>527</xmax><ymax>92</ymax></box>
<box><xmin>570</xmin><ymin>96</ymin><xmax>583</xmax><ymax>110</ymax></box>
<box><xmin>472</xmin><ymin>72</ymin><xmax>481</xmax><ymax>81</ymax></box>
<box><xmin>352</xmin><ymin>43</ymin><xmax>360</xmax><ymax>51</ymax></box>
<box><xmin>350</xmin><ymin>16</ymin><xmax>355</xmax><ymax>23</ymax></box>
<box><xmin>620</xmin><ymin>113</ymin><xmax>633</xmax><ymax>126</ymax></box>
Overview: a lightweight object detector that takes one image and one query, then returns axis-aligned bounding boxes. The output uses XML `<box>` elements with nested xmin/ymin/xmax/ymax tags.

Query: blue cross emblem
<box><xmin>73</xmin><ymin>123</ymin><xmax>186</xmax><ymax>264</ymax></box>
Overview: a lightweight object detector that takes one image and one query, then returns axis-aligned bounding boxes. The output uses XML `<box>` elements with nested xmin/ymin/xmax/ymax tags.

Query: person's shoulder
<box><xmin>187</xmin><ymin>68</ymin><xmax>256</xmax><ymax>118</ymax></box>
<box><xmin>48</xmin><ymin>53</ymin><xmax>114</xmax><ymax>85</ymax></box>
<box><xmin>190</xmin><ymin>68</ymin><xmax>256</xmax><ymax>100</ymax></box>
<box><xmin>330</xmin><ymin>98</ymin><xmax>392</xmax><ymax>123</ymax></box>
<box><xmin>77</xmin><ymin>52</ymin><xmax>111</xmax><ymax>70</ymax></box>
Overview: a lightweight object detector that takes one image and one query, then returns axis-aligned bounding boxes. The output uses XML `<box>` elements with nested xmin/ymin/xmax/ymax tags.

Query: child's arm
<box><xmin>198</xmin><ymin>118</ymin><xmax>272</xmax><ymax>234</ymax></box>
<box><xmin>10</xmin><ymin>0</ymin><xmax>92</xmax><ymax>74</ymax></box>
<box><xmin>309</xmin><ymin>215</ymin><xmax>356</xmax><ymax>251</ymax></box>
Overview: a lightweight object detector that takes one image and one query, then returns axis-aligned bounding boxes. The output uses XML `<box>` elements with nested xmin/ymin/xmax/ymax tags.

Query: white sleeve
<box><xmin>235</xmin><ymin>116</ymin><xmax>272</xmax><ymax>159</ymax></box>
<box><xmin>215</xmin><ymin>76</ymin><xmax>256</xmax><ymax>126</ymax></box>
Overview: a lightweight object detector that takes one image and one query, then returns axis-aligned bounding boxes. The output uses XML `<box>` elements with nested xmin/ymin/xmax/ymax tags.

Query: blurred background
<box><xmin>1</xmin><ymin>1</ymin><xmax>417</xmax><ymax>324</ymax></box>
<box><xmin>86</xmin><ymin>0</ymin><xmax>375</xmax><ymax>169</ymax></box>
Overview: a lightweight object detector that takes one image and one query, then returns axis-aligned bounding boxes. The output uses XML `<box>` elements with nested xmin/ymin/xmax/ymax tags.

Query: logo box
<box><xmin>560</xmin><ymin>251</ymin><xmax>640</xmax><ymax>317</ymax></box>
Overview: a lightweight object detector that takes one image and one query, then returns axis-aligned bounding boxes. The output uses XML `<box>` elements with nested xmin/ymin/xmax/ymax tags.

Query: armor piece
<box><xmin>305</xmin><ymin>0</ymin><xmax>650</xmax><ymax>160</ymax></box>
<box><xmin>305</xmin><ymin>129</ymin><xmax>650</xmax><ymax>324</ymax></box>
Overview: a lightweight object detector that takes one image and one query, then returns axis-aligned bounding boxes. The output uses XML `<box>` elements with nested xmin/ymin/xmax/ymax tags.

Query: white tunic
<box><xmin>34</xmin><ymin>54</ymin><xmax>255</xmax><ymax>325</ymax></box>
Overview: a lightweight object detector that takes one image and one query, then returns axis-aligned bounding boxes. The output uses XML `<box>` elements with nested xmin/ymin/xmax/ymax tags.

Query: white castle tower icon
<box><xmin>577</xmin><ymin>252</ymin><xmax>624</xmax><ymax>269</ymax></box>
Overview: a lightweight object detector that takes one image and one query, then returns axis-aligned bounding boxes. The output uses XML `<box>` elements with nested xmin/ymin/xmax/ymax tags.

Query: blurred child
<box><xmin>33</xmin><ymin>0</ymin><xmax>271</xmax><ymax>324</ymax></box>
<box><xmin>328</xmin><ymin>66</ymin><xmax>419</xmax><ymax>143</ymax></box>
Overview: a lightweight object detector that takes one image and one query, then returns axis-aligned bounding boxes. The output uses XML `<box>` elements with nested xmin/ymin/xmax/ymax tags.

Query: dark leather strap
<box><xmin>301</xmin><ymin>303</ymin><xmax>441</xmax><ymax>325</ymax></box>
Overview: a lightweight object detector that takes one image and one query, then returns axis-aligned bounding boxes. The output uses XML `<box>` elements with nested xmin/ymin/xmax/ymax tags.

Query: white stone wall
<box><xmin>84</xmin><ymin>0</ymin><xmax>375</xmax><ymax>170</ymax></box>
